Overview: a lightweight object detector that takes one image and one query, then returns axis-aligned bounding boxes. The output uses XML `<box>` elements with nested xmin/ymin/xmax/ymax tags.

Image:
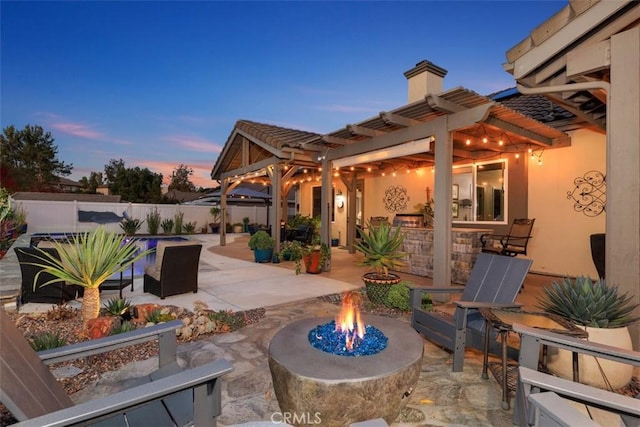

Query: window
<box><xmin>452</xmin><ymin>160</ymin><xmax>506</xmax><ymax>223</ymax></box>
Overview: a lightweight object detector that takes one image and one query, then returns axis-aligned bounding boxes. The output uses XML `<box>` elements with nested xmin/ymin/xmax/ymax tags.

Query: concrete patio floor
<box><xmin>0</xmin><ymin>232</ymin><xmax>560</xmax><ymax>426</ymax></box>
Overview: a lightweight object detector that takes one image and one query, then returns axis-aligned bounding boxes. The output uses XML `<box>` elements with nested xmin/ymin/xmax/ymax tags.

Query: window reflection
<box><xmin>452</xmin><ymin>161</ymin><xmax>506</xmax><ymax>223</ymax></box>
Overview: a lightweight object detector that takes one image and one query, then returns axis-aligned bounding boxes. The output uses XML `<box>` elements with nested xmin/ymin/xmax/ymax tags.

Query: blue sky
<box><xmin>1</xmin><ymin>1</ymin><xmax>566</xmax><ymax>188</ymax></box>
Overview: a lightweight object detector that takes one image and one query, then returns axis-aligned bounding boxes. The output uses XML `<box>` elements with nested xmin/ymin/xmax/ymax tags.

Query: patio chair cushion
<box><xmin>36</xmin><ymin>240</ymin><xmax>75</xmax><ymax>272</ymax></box>
<box><xmin>144</xmin><ymin>240</ymin><xmax>195</xmax><ymax>281</ymax></box>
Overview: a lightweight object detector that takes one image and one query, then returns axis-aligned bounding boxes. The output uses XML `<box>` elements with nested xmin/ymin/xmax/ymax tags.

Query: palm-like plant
<box><xmin>354</xmin><ymin>220</ymin><xmax>406</xmax><ymax>278</ymax></box>
<box><xmin>30</xmin><ymin>227</ymin><xmax>152</xmax><ymax>324</ymax></box>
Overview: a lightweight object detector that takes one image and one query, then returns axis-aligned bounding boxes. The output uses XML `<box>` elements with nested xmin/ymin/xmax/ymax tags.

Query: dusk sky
<box><xmin>1</xmin><ymin>1</ymin><xmax>566</xmax><ymax>189</ymax></box>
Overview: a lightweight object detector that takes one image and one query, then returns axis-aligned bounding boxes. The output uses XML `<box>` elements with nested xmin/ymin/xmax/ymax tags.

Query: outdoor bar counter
<box><xmin>396</xmin><ymin>227</ymin><xmax>492</xmax><ymax>284</ymax></box>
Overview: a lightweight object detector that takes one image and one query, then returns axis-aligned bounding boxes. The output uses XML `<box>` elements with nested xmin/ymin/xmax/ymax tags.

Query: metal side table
<box><xmin>478</xmin><ymin>308</ymin><xmax>588</xmax><ymax>410</ymax></box>
<box><xmin>100</xmin><ymin>262</ymin><xmax>134</xmax><ymax>299</ymax></box>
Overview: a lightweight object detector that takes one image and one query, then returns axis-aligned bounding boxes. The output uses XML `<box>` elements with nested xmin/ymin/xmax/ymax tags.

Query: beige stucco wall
<box><xmin>527</xmin><ymin>129</ymin><xmax>606</xmax><ymax>277</ymax></box>
<box><xmin>298</xmin><ymin>168</ymin><xmax>435</xmax><ymax>246</ymax></box>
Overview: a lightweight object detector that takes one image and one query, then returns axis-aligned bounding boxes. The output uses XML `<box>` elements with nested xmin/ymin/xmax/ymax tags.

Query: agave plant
<box><xmin>30</xmin><ymin>227</ymin><xmax>152</xmax><ymax>324</ymax></box>
<box><xmin>353</xmin><ymin>220</ymin><xmax>406</xmax><ymax>279</ymax></box>
<box><xmin>538</xmin><ymin>276</ymin><xmax>640</xmax><ymax>328</ymax></box>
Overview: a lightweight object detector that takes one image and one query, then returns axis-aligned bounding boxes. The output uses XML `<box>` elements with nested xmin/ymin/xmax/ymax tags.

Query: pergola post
<box><xmin>609</xmin><ymin>26</ymin><xmax>640</xmax><ymax>347</ymax></box>
<box><xmin>321</xmin><ymin>157</ymin><xmax>332</xmax><ymax>270</ymax></box>
<box><xmin>341</xmin><ymin>173</ymin><xmax>358</xmax><ymax>254</ymax></box>
<box><xmin>267</xmin><ymin>163</ymin><xmax>283</xmax><ymax>253</ymax></box>
<box><xmin>432</xmin><ymin>119</ymin><xmax>453</xmax><ymax>289</ymax></box>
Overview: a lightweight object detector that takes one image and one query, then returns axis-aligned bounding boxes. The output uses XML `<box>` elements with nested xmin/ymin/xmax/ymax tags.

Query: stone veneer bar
<box><xmin>396</xmin><ymin>227</ymin><xmax>491</xmax><ymax>284</ymax></box>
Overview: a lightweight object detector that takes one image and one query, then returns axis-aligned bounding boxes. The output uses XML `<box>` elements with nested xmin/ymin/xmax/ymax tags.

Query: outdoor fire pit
<box><xmin>268</xmin><ymin>293</ymin><xmax>424</xmax><ymax>426</ymax></box>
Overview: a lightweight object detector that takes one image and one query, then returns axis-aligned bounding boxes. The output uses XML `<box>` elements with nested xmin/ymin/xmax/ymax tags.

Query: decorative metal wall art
<box><xmin>383</xmin><ymin>185</ymin><xmax>410</xmax><ymax>213</ymax></box>
<box><xmin>566</xmin><ymin>170</ymin><xmax>606</xmax><ymax>217</ymax></box>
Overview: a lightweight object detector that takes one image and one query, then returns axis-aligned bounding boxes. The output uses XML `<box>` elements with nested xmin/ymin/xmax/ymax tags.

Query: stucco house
<box><xmin>211</xmin><ymin>0</ymin><xmax>639</xmax><ymax>346</ymax></box>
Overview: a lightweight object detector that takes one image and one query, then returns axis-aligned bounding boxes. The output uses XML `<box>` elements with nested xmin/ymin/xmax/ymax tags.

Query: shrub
<box><xmin>146</xmin><ymin>208</ymin><xmax>161</xmax><ymax>235</ymax></box>
<box><xmin>207</xmin><ymin>310</ymin><xmax>246</xmax><ymax>331</ymax></box>
<box><xmin>385</xmin><ymin>281</ymin><xmax>413</xmax><ymax>311</ymax></box>
<box><xmin>248</xmin><ymin>230</ymin><xmax>275</xmax><ymax>250</ymax></box>
<box><xmin>29</xmin><ymin>331</ymin><xmax>67</xmax><ymax>351</ymax></box>
<box><xmin>144</xmin><ymin>309</ymin><xmax>176</xmax><ymax>323</ymax></box>
<box><xmin>184</xmin><ymin>221</ymin><xmax>197</xmax><ymax>234</ymax></box>
<box><xmin>174</xmin><ymin>211</ymin><xmax>184</xmax><ymax>234</ymax></box>
<box><xmin>160</xmin><ymin>218</ymin><xmax>174</xmax><ymax>234</ymax></box>
<box><xmin>45</xmin><ymin>304</ymin><xmax>77</xmax><ymax>321</ymax></box>
<box><xmin>120</xmin><ymin>217</ymin><xmax>143</xmax><ymax>235</ymax></box>
<box><xmin>111</xmin><ymin>320</ymin><xmax>137</xmax><ymax>335</ymax></box>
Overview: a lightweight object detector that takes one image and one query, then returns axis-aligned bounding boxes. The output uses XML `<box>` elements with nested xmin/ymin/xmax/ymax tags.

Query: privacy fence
<box><xmin>12</xmin><ymin>200</ymin><xmax>268</xmax><ymax>235</ymax></box>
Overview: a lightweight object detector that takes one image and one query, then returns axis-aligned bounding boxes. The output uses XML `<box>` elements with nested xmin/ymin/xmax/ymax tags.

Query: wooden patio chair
<box><xmin>143</xmin><ymin>241</ymin><xmax>202</xmax><ymax>299</ymax></box>
<box><xmin>0</xmin><ymin>308</ymin><xmax>233</xmax><ymax>426</ymax></box>
<box><xmin>481</xmin><ymin>218</ymin><xmax>535</xmax><ymax>257</ymax></box>
<box><xmin>512</xmin><ymin>323</ymin><xmax>640</xmax><ymax>427</ymax></box>
<box><xmin>409</xmin><ymin>253</ymin><xmax>532</xmax><ymax>372</ymax></box>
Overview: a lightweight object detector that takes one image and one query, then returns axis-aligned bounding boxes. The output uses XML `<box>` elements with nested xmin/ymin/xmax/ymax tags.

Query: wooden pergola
<box><xmin>503</xmin><ymin>0</ymin><xmax>640</xmax><ymax>346</ymax></box>
<box><xmin>211</xmin><ymin>88</ymin><xmax>568</xmax><ymax>287</ymax></box>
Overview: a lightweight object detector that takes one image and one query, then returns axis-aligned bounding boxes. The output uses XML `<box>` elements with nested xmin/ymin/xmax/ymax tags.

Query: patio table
<box><xmin>478</xmin><ymin>308</ymin><xmax>587</xmax><ymax>410</ymax></box>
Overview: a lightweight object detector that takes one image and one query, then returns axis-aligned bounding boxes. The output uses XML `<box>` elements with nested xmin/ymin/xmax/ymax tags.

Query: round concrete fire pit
<box><xmin>268</xmin><ymin>315</ymin><xmax>423</xmax><ymax>426</ymax></box>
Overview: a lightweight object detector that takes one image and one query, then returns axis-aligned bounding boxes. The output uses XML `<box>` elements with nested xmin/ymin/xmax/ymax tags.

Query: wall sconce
<box><xmin>335</xmin><ymin>190</ymin><xmax>345</xmax><ymax>209</ymax></box>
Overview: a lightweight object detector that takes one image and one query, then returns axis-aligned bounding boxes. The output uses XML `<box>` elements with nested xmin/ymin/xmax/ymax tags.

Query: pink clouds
<box><xmin>167</xmin><ymin>135</ymin><xmax>222</xmax><ymax>153</ymax></box>
<box><xmin>51</xmin><ymin>122</ymin><xmax>106</xmax><ymax>140</ymax></box>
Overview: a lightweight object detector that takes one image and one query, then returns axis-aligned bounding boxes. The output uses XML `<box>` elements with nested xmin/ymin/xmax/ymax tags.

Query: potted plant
<box><xmin>280</xmin><ymin>240</ymin><xmax>303</xmax><ymax>262</ymax></box>
<box><xmin>298</xmin><ymin>236</ymin><xmax>331</xmax><ymax>275</ymax></box>
<box><xmin>242</xmin><ymin>217</ymin><xmax>250</xmax><ymax>233</ymax></box>
<box><xmin>248</xmin><ymin>230</ymin><xmax>275</xmax><ymax>263</ymax></box>
<box><xmin>29</xmin><ymin>227</ymin><xmax>152</xmax><ymax>325</ymax></box>
<box><xmin>232</xmin><ymin>222</ymin><xmax>244</xmax><ymax>233</ymax></box>
<box><xmin>538</xmin><ymin>276</ymin><xmax>640</xmax><ymax>390</ymax></box>
<box><xmin>353</xmin><ymin>220</ymin><xmax>406</xmax><ymax>304</ymax></box>
<box><xmin>209</xmin><ymin>207</ymin><xmax>221</xmax><ymax>234</ymax></box>
<box><xmin>414</xmin><ymin>200</ymin><xmax>434</xmax><ymax>228</ymax></box>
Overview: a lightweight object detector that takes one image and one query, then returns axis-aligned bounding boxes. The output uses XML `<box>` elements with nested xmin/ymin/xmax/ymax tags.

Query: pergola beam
<box><xmin>426</xmin><ymin>94</ymin><xmax>465</xmax><ymax>113</ymax></box>
<box><xmin>379</xmin><ymin>111</ymin><xmax>421</xmax><ymax>127</ymax></box>
<box><xmin>484</xmin><ymin>116</ymin><xmax>555</xmax><ymax>146</ymax></box>
<box><xmin>347</xmin><ymin>124</ymin><xmax>385</xmax><ymax>137</ymax></box>
<box><xmin>322</xmin><ymin>135</ymin><xmax>351</xmax><ymax>146</ymax></box>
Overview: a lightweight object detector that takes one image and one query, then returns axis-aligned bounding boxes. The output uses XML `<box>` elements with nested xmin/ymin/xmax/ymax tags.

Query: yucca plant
<box><xmin>29</xmin><ymin>227</ymin><xmax>152</xmax><ymax>325</ymax></box>
<box><xmin>538</xmin><ymin>276</ymin><xmax>640</xmax><ymax>328</ymax></box>
<box><xmin>353</xmin><ymin>220</ymin><xmax>406</xmax><ymax>279</ymax></box>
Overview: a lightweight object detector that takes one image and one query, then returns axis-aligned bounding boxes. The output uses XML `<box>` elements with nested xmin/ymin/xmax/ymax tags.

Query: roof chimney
<box><xmin>404</xmin><ymin>60</ymin><xmax>448</xmax><ymax>103</ymax></box>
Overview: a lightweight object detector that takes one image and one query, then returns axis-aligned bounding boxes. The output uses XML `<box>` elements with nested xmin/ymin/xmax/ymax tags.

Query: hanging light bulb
<box><xmin>482</xmin><ymin>136</ymin><xmax>488</xmax><ymax>144</ymax></box>
<box><xmin>498</xmin><ymin>139</ymin><xmax>504</xmax><ymax>146</ymax></box>
<box><xmin>367</xmin><ymin>166</ymin><xmax>372</xmax><ymax>172</ymax></box>
<box><xmin>515</xmin><ymin>153</ymin><xmax>520</xmax><ymax>159</ymax></box>
<box><xmin>466</xmin><ymin>138</ymin><xmax>471</xmax><ymax>145</ymax></box>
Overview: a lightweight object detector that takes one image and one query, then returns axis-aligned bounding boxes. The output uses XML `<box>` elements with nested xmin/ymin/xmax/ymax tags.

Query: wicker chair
<box><xmin>14</xmin><ymin>247</ymin><xmax>84</xmax><ymax>305</ymax></box>
<box><xmin>143</xmin><ymin>241</ymin><xmax>202</xmax><ymax>299</ymax></box>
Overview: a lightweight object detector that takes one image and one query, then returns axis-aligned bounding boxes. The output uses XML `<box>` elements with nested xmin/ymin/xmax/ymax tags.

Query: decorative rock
<box><xmin>86</xmin><ymin>316</ymin><xmax>120</xmax><ymax>339</ymax></box>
